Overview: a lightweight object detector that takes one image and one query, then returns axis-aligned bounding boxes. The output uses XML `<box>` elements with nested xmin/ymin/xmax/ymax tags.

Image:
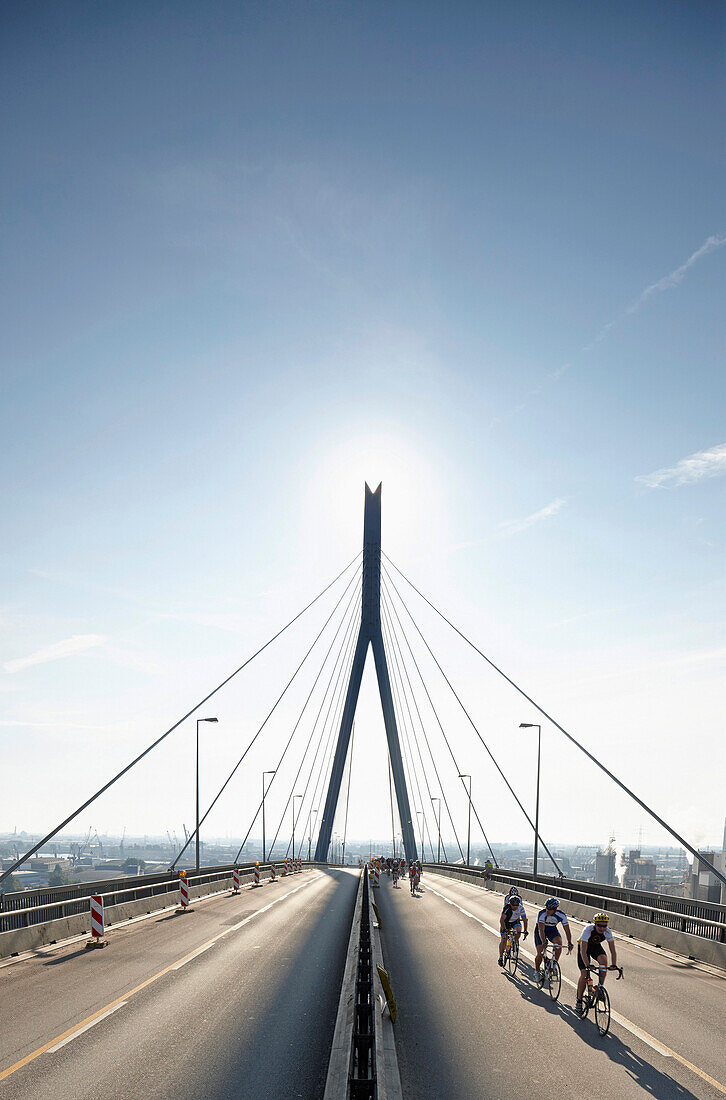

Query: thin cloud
<box><xmin>494</xmin><ymin>232</ymin><xmax>726</xmax><ymax>423</ymax></box>
<box><xmin>635</xmin><ymin>443</ymin><xmax>726</xmax><ymax>489</ymax></box>
<box><xmin>4</xmin><ymin>634</ymin><xmax>106</xmax><ymax>674</ymax></box>
<box><xmin>498</xmin><ymin>497</ymin><xmax>567</xmax><ymax>536</ymax></box>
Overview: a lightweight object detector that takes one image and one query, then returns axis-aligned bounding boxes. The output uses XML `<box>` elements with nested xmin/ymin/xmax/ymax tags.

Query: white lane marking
<box><xmin>425</xmin><ymin>880</ymin><xmax>726</xmax><ymax>1094</ymax></box>
<box><xmin>171</xmin><ymin>942</ymin><xmax>214</xmax><ymax>970</ymax></box>
<box><xmin>45</xmin><ymin>1003</ymin><xmax>127</xmax><ymax>1053</ymax></box>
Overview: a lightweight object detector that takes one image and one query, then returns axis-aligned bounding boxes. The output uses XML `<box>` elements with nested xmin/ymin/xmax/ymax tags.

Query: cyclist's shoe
<box><xmin>536</xmin><ymin>970</ymin><xmax>544</xmax><ymax>988</ymax></box>
<box><xmin>498</xmin><ymin>956</ymin><xmax>504</xmax><ymax>967</ymax></box>
<box><xmin>576</xmin><ymin>1000</ymin><xmax>584</xmax><ymax>1016</ymax></box>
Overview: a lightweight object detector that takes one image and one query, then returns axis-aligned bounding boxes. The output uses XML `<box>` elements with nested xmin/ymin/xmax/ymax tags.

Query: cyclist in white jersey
<box><xmin>534</xmin><ymin>897</ymin><xmax>573</xmax><ymax>986</ymax></box>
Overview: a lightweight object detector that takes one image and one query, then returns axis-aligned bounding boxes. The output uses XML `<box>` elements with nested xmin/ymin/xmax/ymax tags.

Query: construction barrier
<box><xmin>270</xmin><ymin>863</ymin><xmax>276</xmax><ymax>882</ymax></box>
<box><xmin>176</xmin><ymin>871</ymin><xmax>191</xmax><ymax>913</ymax></box>
<box><xmin>373</xmin><ymin>866</ymin><xmax>380</xmax><ymax>888</ymax></box>
<box><xmin>232</xmin><ymin>868</ymin><xmax>240</xmax><ymax>894</ymax></box>
<box><xmin>254</xmin><ymin>863</ymin><xmax>260</xmax><ymax>886</ymax></box>
<box><xmin>85</xmin><ymin>894</ymin><xmax>106</xmax><ymax>948</ymax></box>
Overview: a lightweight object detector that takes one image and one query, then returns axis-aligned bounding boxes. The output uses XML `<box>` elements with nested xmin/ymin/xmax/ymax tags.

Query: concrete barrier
<box><xmin>429</xmin><ymin>867</ymin><xmax>726</xmax><ymax>971</ymax></box>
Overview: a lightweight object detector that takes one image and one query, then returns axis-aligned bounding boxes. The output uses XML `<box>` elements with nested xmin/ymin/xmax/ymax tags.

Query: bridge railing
<box><xmin>0</xmin><ymin>861</ymin><xmax>322</xmax><ymax>935</ymax></box>
<box><xmin>425</xmin><ymin>864</ymin><xmax>726</xmax><ymax>945</ymax></box>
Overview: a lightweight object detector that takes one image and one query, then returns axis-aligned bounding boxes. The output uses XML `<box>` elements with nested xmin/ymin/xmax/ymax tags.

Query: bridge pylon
<box><xmin>315</xmin><ymin>483</ymin><xmax>418</xmax><ymax>862</ymax></box>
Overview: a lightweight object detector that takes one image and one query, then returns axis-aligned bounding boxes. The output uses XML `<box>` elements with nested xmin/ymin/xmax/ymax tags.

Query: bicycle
<box><xmin>539</xmin><ymin>941</ymin><xmax>565</xmax><ymax>1001</ymax></box>
<box><xmin>502</xmin><ymin>928</ymin><xmax>521</xmax><ymax>975</ymax></box>
<box><xmin>580</xmin><ymin>965</ymin><xmax>624</xmax><ymax>1036</ymax></box>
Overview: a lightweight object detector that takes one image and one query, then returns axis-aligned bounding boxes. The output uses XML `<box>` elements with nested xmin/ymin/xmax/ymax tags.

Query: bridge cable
<box><xmin>382</xmin><ymin>589</ymin><xmax>468</xmax><ymax>862</ymax></box>
<box><xmin>383</xmin><ymin>562</ymin><xmax>561</xmax><ymax>874</ymax></box>
<box><xmin>384</xmin><ymin>553</ymin><xmax>726</xmax><ymax>889</ymax></box>
<box><xmin>261</xmin><ymin>582</ymin><xmax>362</xmax><ymax>861</ymax></box>
<box><xmin>302</xmin><ymin>621</ymin><xmax>360</xmax><ymax>859</ymax></box>
<box><xmin>0</xmin><ymin>552</ymin><xmax>362</xmax><ymax>888</ymax></box>
<box><xmin>263</xmin><ymin>579</ymin><xmax>361</xmax><ymax>862</ymax></box>
<box><xmin>380</xmin><ymin>602</ymin><xmax>439</xmax><ymax>862</ymax></box>
<box><xmin>171</xmin><ymin>562</ymin><xmax>361</xmax><ymax>868</ymax></box>
<box><xmin>381</xmin><ymin>595</ymin><xmax>456</xmax><ymax>862</ymax></box>
<box><xmin>342</xmin><ymin>720</ymin><xmax>356</xmax><ymax>864</ymax></box>
<box><xmin>382</xmin><ymin>577</ymin><xmax>497</xmax><ymax>867</ymax></box>
<box><xmin>282</xmin><ymin>596</ymin><xmax>361</xmax><ymax>861</ymax></box>
<box><xmin>387</xmin><ymin>756</ymin><xmax>397</xmax><ymax>860</ymax></box>
<box><xmin>296</xmin><ymin>606</ymin><xmax>361</xmax><ymax>859</ymax></box>
<box><xmin>221</xmin><ymin>571</ymin><xmax>361</xmax><ymax>866</ymax></box>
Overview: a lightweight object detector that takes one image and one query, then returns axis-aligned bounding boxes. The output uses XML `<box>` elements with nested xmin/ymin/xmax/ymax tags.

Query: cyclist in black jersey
<box><xmin>576</xmin><ymin>912</ymin><xmax>618</xmax><ymax>1015</ymax></box>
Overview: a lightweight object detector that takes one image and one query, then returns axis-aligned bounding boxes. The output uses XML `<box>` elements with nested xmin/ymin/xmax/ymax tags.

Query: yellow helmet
<box><xmin>593</xmin><ymin>912</ymin><xmax>609</xmax><ymax>924</ymax></box>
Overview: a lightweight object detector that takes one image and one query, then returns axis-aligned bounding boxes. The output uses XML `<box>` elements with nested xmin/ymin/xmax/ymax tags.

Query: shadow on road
<box><xmin>504</xmin><ymin>960</ymin><xmax>704</xmax><ymax>1099</ymax></box>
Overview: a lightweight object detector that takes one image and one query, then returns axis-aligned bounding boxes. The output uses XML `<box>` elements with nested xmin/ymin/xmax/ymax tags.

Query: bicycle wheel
<box><xmin>547</xmin><ymin>960</ymin><xmax>561</xmax><ymax>1001</ymax></box>
<box><xmin>506</xmin><ymin>939</ymin><xmax>519</xmax><ymax>975</ymax></box>
<box><xmin>595</xmin><ymin>986</ymin><xmax>611</xmax><ymax>1036</ymax></box>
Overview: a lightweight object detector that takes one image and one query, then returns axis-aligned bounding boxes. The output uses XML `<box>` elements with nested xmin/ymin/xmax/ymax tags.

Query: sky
<box><xmin>1</xmin><ymin>1</ymin><xmax>725</xmax><ymax>862</ymax></box>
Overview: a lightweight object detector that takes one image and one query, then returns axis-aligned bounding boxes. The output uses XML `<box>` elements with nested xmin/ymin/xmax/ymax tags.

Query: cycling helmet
<box><xmin>508</xmin><ymin>892</ymin><xmax>521</xmax><ymax>902</ymax></box>
<box><xmin>545</xmin><ymin>897</ymin><xmax>560</xmax><ymax>909</ymax></box>
<box><xmin>593</xmin><ymin>912</ymin><xmax>609</xmax><ymax>924</ymax></box>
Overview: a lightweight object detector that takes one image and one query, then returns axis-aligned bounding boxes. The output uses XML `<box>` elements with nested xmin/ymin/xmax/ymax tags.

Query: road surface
<box><xmin>0</xmin><ymin>867</ymin><xmax>358</xmax><ymax>1099</ymax></box>
<box><xmin>375</xmin><ymin>869</ymin><xmax>726</xmax><ymax>1100</ymax></box>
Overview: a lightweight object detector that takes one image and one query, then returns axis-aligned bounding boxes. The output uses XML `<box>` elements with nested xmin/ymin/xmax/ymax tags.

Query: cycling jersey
<box><xmin>580</xmin><ymin>924</ymin><xmax>614</xmax><ymax>947</ymax></box>
<box><xmin>502</xmin><ymin>902</ymin><xmax>526</xmax><ymax>926</ymax></box>
<box><xmin>537</xmin><ymin>908</ymin><xmax>569</xmax><ymax>928</ymax></box>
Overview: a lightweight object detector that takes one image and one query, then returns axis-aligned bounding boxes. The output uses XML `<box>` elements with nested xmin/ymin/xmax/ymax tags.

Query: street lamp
<box><xmin>459</xmin><ymin>774</ymin><xmax>472</xmax><ymax>868</ymax></box>
<box><xmin>196</xmin><ymin>718</ymin><xmax>218</xmax><ymax>871</ymax></box>
<box><xmin>520</xmin><ymin>723</ymin><xmax>542</xmax><ymax>879</ymax></box>
<box><xmin>432</xmin><ymin>797</ymin><xmax>442</xmax><ymax>863</ymax></box>
<box><xmin>292</xmin><ymin>795</ymin><xmax>302</xmax><ymax>862</ymax></box>
<box><xmin>262</xmin><ymin>770</ymin><xmax>276</xmax><ymax>862</ymax></box>
<box><xmin>416</xmin><ymin>811</ymin><xmax>425</xmax><ymax>862</ymax></box>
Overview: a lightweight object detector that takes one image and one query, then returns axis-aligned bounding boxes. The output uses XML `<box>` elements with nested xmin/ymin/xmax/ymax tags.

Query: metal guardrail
<box><xmin>427</xmin><ymin>864</ymin><xmax>726</xmax><ymax>944</ymax></box>
<box><xmin>0</xmin><ymin>861</ymin><xmax>306</xmax><ymax>935</ymax></box>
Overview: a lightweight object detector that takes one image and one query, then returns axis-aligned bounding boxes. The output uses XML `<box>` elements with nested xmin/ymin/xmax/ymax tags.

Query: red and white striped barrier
<box><xmin>373</xmin><ymin>866</ymin><xmax>380</xmax><ymax>888</ymax></box>
<box><xmin>254</xmin><ymin>862</ymin><xmax>260</xmax><ymax>886</ymax></box>
<box><xmin>85</xmin><ymin>894</ymin><xmax>107</xmax><ymax>948</ymax></box>
<box><xmin>91</xmin><ymin>895</ymin><xmax>104</xmax><ymax>936</ymax></box>
<box><xmin>281</xmin><ymin>860</ymin><xmax>287</xmax><ymax>877</ymax></box>
<box><xmin>270</xmin><ymin>863</ymin><xmax>276</xmax><ymax>882</ymax></box>
<box><xmin>180</xmin><ymin>873</ymin><xmax>190</xmax><ymax>908</ymax></box>
<box><xmin>232</xmin><ymin>867</ymin><xmax>240</xmax><ymax>894</ymax></box>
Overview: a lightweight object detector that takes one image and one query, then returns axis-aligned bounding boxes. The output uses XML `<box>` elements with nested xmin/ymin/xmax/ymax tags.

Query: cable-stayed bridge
<box><xmin>1</xmin><ymin>485</ymin><xmax>725</xmax><ymax>1099</ymax></box>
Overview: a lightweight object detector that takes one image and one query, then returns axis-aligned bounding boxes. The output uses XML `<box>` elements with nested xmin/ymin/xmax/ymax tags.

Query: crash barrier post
<box><xmin>85</xmin><ymin>894</ymin><xmax>107</xmax><ymax>949</ymax></box>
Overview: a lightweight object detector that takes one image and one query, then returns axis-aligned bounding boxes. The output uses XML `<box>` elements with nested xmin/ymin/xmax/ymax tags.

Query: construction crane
<box><xmin>119</xmin><ymin>826</ymin><xmax>126</xmax><ymax>857</ymax></box>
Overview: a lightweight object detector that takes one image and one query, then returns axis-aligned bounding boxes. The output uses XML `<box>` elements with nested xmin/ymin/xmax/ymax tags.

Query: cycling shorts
<box><xmin>534</xmin><ymin>925</ymin><xmax>562</xmax><ymax>947</ymax></box>
<box><xmin>577</xmin><ymin>941</ymin><xmax>607</xmax><ymax>970</ymax></box>
<box><xmin>504</xmin><ymin>921</ymin><xmax>522</xmax><ymax>932</ymax></box>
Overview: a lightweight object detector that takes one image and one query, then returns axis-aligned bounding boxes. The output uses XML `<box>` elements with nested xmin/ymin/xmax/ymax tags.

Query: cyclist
<box><xmin>410</xmin><ymin>863</ymin><xmax>421</xmax><ymax>895</ymax></box>
<box><xmin>392</xmin><ymin>862</ymin><xmax>399</xmax><ymax>888</ymax></box>
<box><xmin>534</xmin><ymin>897</ymin><xmax>573</xmax><ymax>986</ymax></box>
<box><xmin>576</xmin><ymin>912</ymin><xmax>617</xmax><ymax>1016</ymax></box>
<box><xmin>498</xmin><ymin>892</ymin><xmax>528</xmax><ymax>966</ymax></box>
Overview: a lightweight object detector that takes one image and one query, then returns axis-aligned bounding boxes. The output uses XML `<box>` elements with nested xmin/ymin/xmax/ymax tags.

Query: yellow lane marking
<box><xmin>425</xmin><ymin>881</ymin><xmax>726</xmax><ymax>1097</ymax></box>
<box><xmin>0</xmin><ymin>873</ymin><xmax>322</xmax><ymax>1084</ymax></box>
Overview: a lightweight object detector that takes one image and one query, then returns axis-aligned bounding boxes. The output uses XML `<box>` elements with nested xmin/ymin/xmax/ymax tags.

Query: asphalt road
<box><xmin>0</xmin><ymin>867</ymin><xmax>359</xmax><ymax>1099</ymax></box>
<box><xmin>375</xmin><ymin>869</ymin><xmax>726</xmax><ymax>1100</ymax></box>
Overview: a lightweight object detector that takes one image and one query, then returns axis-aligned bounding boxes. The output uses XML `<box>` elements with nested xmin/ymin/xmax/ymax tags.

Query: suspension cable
<box><xmin>384</xmin><ymin>553</ymin><xmax>726</xmax><ymax>888</ymax></box>
<box><xmin>0</xmin><ymin>553</ymin><xmax>362</xmax><ymax>887</ymax></box>
<box><xmin>383</xmin><ymin>562</ymin><xmax>561</xmax><ymax>874</ymax></box>
<box><xmin>342</xmin><ymin>720</ymin><xmax>355</xmax><ymax>864</ymax></box>
<box><xmin>229</xmin><ymin>572</ymin><xmax>362</xmax><ymax>864</ymax></box>
<box><xmin>383</xmin><ymin>577</ymin><xmax>497</xmax><ymax>866</ymax></box>
<box><xmin>171</xmin><ymin>562</ymin><xmax>361</xmax><ymax>867</ymax></box>
<box><xmin>380</xmin><ymin>605</ymin><xmax>438</xmax><ymax>861</ymax></box>
<box><xmin>264</xmin><ymin>581</ymin><xmax>362</xmax><ymax>860</ymax></box>
<box><xmin>296</xmin><ymin>609</ymin><xmax>361</xmax><ymax>858</ymax></box>
<box><xmin>382</xmin><ymin>589</ymin><xmax>462</xmax><ymax>862</ymax></box>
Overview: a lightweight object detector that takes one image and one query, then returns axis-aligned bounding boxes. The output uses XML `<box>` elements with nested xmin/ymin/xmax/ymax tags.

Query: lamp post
<box><xmin>292</xmin><ymin>795</ymin><xmax>302</xmax><ymax>862</ymax></box>
<box><xmin>520</xmin><ymin>723</ymin><xmax>542</xmax><ymax>879</ymax></box>
<box><xmin>196</xmin><ymin>717</ymin><xmax>218</xmax><ymax>871</ymax></box>
<box><xmin>459</xmin><ymin>774</ymin><xmax>472</xmax><ymax>868</ymax></box>
<box><xmin>432</xmin><ymin>797</ymin><xmax>442</xmax><ymax>863</ymax></box>
<box><xmin>416</xmin><ymin>811</ymin><xmax>424</xmax><ymax>862</ymax></box>
<box><xmin>262</xmin><ymin>770</ymin><xmax>276</xmax><ymax>862</ymax></box>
